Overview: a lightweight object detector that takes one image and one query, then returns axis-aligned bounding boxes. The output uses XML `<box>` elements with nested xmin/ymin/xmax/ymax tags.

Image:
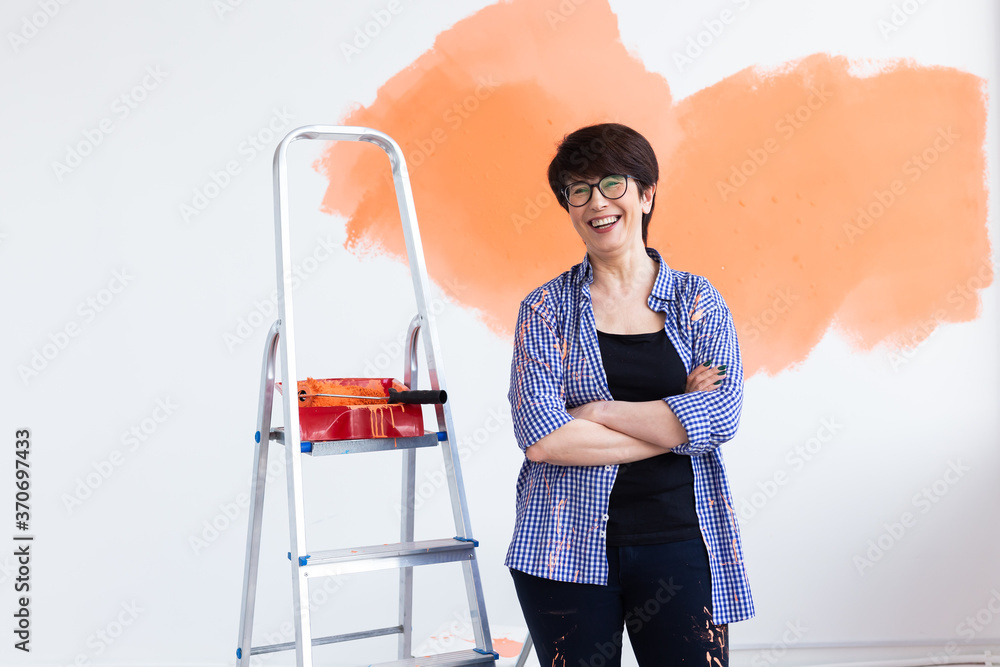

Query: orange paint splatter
<box><xmin>316</xmin><ymin>0</ymin><xmax>991</xmax><ymax>376</ymax></box>
<box><xmin>553</xmin><ymin>498</ymin><xmax>566</xmax><ymax>533</ymax></box>
<box><xmin>491</xmin><ymin>637</ymin><xmax>524</xmax><ymax>658</ymax></box>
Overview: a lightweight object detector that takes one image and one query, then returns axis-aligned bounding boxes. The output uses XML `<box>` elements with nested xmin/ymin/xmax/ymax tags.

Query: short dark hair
<box><xmin>547</xmin><ymin>123</ymin><xmax>659</xmax><ymax>244</ymax></box>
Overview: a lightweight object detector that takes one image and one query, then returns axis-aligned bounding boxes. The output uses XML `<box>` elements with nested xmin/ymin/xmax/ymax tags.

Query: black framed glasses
<box><xmin>562</xmin><ymin>174</ymin><xmax>634</xmax><ymax>207</ymax></box>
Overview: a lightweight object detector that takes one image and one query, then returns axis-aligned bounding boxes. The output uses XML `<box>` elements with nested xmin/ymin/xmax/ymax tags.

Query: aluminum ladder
<box><xmin>235</xmin><ymin>126</ymin><xmax>496</xmax><ymax>667</ymax></box>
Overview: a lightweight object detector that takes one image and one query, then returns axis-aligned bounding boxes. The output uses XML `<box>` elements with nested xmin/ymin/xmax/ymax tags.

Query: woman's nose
<box><xmin>588</xmin><ymin>188</ymin><xmax>610</xmax><ymax>208</ymax></box>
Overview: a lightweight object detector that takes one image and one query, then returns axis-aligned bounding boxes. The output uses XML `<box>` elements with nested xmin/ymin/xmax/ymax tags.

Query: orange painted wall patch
<box><xmin>316</xmin><ymin>0</ymin><xmax>991</xmax><ymax>377</ymax></box>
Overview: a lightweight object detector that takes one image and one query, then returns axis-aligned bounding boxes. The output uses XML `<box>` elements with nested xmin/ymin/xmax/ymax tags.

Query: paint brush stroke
<box><xmin>316</xmin><ymin>0</ymin><xmax>991</xmax><ymax>376</ymax></box>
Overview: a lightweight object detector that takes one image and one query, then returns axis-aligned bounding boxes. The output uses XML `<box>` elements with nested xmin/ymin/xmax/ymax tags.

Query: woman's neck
<box><xmin>589</xmin><ymin>244</ymin><xmax>657</xmax><ymax>293</ymax></box>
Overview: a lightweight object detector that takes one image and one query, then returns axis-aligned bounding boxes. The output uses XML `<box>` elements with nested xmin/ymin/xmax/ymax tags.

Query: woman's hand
<box><xmin>686</xmin><ymin>361</ymin><xmax>727</xmax><ymax>393</ymax></box>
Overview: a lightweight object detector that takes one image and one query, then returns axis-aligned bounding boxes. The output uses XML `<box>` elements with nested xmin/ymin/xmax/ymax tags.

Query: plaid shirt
<box><xmin>505</xmin><ymin>247</ymin><xmax>754</xmax><ymax>625</ymax></box>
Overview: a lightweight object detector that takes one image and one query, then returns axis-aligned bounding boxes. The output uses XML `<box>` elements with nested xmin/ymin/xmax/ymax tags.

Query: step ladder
<box><xmin>235</xmin><ymin>126</ymin><xmax>496</xmax><ymax>667</ymax></box>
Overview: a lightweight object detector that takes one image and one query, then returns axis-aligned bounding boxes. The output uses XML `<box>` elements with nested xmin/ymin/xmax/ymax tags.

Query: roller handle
<box><xmin>389</xmin><ymin>388</ymin><xmax>447</xmax><ymax>404</ymax></box>
<box><xmin>296</xmin><ymin>388</ymin><xmax>447</xmax><ymax>404</ymax></box>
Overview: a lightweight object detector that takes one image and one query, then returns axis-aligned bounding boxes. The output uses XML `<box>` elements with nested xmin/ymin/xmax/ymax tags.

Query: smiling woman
<box><xmin>507</xmin><ymin>123</ymin><xmax>752</xmax><ymax>666</ymax></box>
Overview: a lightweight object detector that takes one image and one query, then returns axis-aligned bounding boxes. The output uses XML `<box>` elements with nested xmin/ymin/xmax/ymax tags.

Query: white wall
<box><xmin>0</xmin><ymin>1</ymin><xmax>997</xmax><ymax>666</ymax></box>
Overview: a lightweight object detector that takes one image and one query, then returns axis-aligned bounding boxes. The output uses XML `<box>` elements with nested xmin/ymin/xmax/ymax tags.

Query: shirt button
<box><xmin>599</xmin><ymin>530</ymin><xmax>606</xmax><ymax>538</ymax></box>
<box><xmin>604</xmin><ymin>465</ymin><xmax>612</xmax><ymax>471</ymax></box>
<box><xmin>602</xmin><ymin>514</ymin><xmax>609</xmax><ymax>521</ymax></box>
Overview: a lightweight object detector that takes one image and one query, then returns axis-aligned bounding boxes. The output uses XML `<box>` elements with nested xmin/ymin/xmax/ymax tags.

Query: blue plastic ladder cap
<box><xmin>236</xmin><ymin>648</ymin><xmax>242</xmax><ymax>659</ymax></box>
<box><xmin>254</xmin><ymin>431</ymin><xmax>260</xmax><ymax>443</ymax></box>
<box><xmin>453</xmin><ymin>536</ymin><xmax>479</xmax><ymax>547</ymax></box>
<box><xmin>473</xmin><ymin>648</ymin><xmax>499</xmax><ymax>659</ymax></box>
<box><xmin>436</xmin><ymin>431</ymin><xmax>447</xmax><ymax>441</ymax></box>
<box><xmin>300</xmin><ymin>441</ymin><xmax>313</xmax><ymax>453</ymax></box>
<box><xmin>287</xmin><ymin>553</ymin><xmax>311</xmax><ymax>566</ymax></box>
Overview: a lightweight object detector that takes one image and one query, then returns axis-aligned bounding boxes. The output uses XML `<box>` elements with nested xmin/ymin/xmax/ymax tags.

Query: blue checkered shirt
<box><xmin>504</xmin><ymin>247</ymin><xmax>754</xmax><ymax>625</ymax></box>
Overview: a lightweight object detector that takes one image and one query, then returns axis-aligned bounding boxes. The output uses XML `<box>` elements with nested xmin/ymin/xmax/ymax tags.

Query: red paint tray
<box><xmin>276</xmin><ymin>378</ymin><xmax>424</xmax><ymax>442</ymax></box>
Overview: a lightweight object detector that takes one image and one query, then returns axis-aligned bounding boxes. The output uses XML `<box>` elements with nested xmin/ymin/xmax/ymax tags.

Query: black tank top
<box><xmin>597</xmin><ymin>329</ymin><xmax>701</xmax><ymax>545</ymax></box>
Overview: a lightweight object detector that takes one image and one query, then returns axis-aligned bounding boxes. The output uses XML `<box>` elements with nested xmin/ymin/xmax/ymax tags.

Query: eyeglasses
<box><xmin>562</xmin><ymin>174</ymin><xmax>634</xmax><ymax>207</ymax></box>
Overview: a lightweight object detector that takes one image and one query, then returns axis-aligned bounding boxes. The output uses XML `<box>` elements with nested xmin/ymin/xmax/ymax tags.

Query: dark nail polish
<box><xmin>717</xmin><ymin>370</ymin><xmax>726</xmax><ymax>376</ymax></box>
<box><xmin>717</xmin><ymin>365</ymin><xmax>727</xmax><ymax>370</ymax></box>
<box><xmin>703</xmin><ymin>361</ymin><xmax>712</xmax><ymax>367</ymax></box>
<box><xmin>713</xmin><ymin>380</ymin><xmax>722</xmax><ymax>385</ymax></box>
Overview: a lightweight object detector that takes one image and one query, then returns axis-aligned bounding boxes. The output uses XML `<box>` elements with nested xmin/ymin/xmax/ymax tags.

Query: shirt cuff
<box><xmin>512</xmin><ymin>403</ymin><xmax>575</xmax><ymax>452</ymax></box>
<box><xmin>663</xmin><ymin>392</ymin><xmax>711</xmax><ymax>454</ymax></box>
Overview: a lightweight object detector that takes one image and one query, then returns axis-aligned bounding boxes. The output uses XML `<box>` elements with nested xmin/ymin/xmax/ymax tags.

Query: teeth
<box><xmin>590</xmin><ymin>215</ymin><xmax>619</xmax><ymax>229</ymax></box>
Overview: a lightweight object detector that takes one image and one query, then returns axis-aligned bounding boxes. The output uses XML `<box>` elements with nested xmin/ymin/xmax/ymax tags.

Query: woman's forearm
<box><xmin>585</xmin><ymin>399</ymin><xmax>689</xmax><ymax>450</ymax></box>
<box><xmin>526</xmin><ymin>418</ymin><xmax>669</xmax><ymax>467</ymax></box>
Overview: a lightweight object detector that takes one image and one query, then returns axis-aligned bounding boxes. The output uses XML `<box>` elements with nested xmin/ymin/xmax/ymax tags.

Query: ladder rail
<box><xmin>402</xmin><ymin>313</ymin><xmax>490</xmax><ymax>651</ymax></box>
<box><xmin>386</xmin><ymin>141</ymin><xmax>491</xmax><ymax>651</ymax></box>
<box><xmin>236</xmin><ymin>319</ymin><xmax>281</xmax><ymax>665</ymax></box>
<box><xmin>399</xmin><ymin>314</ymin><xmax>421</xmax><ymax>659</ymax></box>
<box><xmin>399</xmin><ymin>447</ymin><xmax>416</xmax><ymax>659</ymax></box>
<box><xmin>273</xmin><ymin>130</ymin><xmax>313</xmax><ymax>667</ymax></box>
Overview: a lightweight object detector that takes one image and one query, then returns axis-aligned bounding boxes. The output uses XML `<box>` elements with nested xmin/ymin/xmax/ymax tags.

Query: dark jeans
<box><xmin>510</xmin><ymin>538</ymin><xmax>728</xmax><ymax>666</ymax></box>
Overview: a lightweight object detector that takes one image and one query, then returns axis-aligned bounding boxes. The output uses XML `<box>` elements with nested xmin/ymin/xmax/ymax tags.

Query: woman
<box><xmin>506</xmin><ymin>123</ymin><xmax>753</xmax><ymax>666</ymax></box>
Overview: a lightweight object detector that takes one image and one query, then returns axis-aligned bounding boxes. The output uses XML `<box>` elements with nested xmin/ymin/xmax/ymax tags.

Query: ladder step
<box><xmin>249</xmin><ymin>625</ymin><xmax>403</xmax><ymax>654</ymax></box>
<box><xmin>270</xmin><ymin>427</ymin><xmax>440</xmax><ymax>455</ymax></box>
<box><xmin>373</xmin><ymin>649</ymin><xmax>498</xmax><ymax>666</ymax></box>
<box><xmin>301</xmin><ymin>538</ymin><xmax>477</xmax><ymax>577</ymax></box>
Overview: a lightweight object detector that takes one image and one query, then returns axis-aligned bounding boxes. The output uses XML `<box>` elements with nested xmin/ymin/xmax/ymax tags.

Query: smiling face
<box><xmin>547</xmin><ymin>123</ymin><xmax>661</xmax><ymax>246</ymax></box>
<box><xmin>565</xmin><ymin>173</ymin><xmax>655</xmax><ymax>257</ymax></box>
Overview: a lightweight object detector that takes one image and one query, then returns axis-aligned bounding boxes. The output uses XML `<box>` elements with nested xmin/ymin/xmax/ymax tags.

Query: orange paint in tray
<box><xmin>277</xmin><ymin>378</ymin><xmax>422</xmax><ymax>442</ymax></box>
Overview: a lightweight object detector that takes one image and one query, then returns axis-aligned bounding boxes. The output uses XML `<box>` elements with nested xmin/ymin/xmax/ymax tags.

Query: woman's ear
<box><xmin>641</xmin><ymin>183</ymin><xmax>656</xmax><ymax>214</ymax></box>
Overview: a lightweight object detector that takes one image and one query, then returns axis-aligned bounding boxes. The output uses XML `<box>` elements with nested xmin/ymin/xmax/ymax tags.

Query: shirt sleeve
<box><xmin>507</xmin><ymin>291</ymin><xmax>574</xmax><ymax>452</ymax></box>
<box><xmin>664</xmin><ymin>279</ymin><xmax>744</xmax><ymax>456</ymax></box>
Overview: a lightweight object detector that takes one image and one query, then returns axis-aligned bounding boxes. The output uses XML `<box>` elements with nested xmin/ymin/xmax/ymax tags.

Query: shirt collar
<box><xmin>580</xmin><ymin>247</ymin><xmax>675</xmax><ymax>301</ymax></box>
